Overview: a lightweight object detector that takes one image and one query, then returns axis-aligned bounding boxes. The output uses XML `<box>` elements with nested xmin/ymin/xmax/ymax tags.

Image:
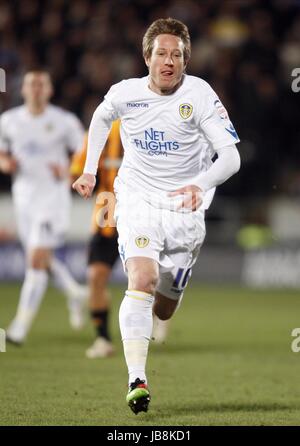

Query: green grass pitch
<box><xmin>1</xmin><ymin>282</ymin><xmax>300</xmax><ymax>426</ymax></box>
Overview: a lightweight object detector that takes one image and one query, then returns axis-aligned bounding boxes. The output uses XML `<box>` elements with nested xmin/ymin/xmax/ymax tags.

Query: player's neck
<box><xmin>148</xmin><ymin>77</ymin><xmax>183</xmax><ymax>96</ymax></box>
<box><xmin>26</xmin><ymin>103</ymin><xmax>47</xmax><ymax>116</ymax></box>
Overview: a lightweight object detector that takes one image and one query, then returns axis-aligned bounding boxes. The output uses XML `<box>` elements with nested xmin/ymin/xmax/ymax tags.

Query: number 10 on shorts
<box><xmin>172</xmin><ymin>267</ymin><xmax>192</xmax><ymax>290</ymax></box>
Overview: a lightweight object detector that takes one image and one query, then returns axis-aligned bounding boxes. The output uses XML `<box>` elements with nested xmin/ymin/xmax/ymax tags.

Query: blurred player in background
<box><xmin>73</xmin><ymin>18</ymin><xmax>241</xmax><ymax>414</ymax></box>
<box><xmin>70</xmin><ymin>121</ymin><xmax>122</xmax><ymax>358</ymax></box>
<box><xmin>0</xmin><ymin>71</ymin><xmax>86</xmax><ymax>345</ymax></box>
<box><xmin>71</xmin><ymin>121</ymin><xmax>169</xmax><ymax>359</ymax></box>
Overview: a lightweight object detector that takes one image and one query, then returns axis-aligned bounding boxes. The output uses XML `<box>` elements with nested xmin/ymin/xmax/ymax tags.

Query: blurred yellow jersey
<box><xmin>70</xmin><ymin>120</ymin><xmax>123</xmax><ymax>237</ymax></box>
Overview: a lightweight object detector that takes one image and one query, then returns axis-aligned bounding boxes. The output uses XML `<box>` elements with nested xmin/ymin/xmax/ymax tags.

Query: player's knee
<box><xmin>29</xmin><ymin>249</ymin><xmax>51</xmax><ymax>270</ymax></box>
<box><xmin>127</xmin><ymin>258</ymin><xmax>159</xmax><ymax>295</ymax></box>
<box><xmin>30</xmin><ymin>257</ymin><xmax>47</xmax><ymax>269</ymax></box>
<box><xmin>129</xmin><ymin>271</ymin><xmax>158</xmax><ymax>295</ymax></box>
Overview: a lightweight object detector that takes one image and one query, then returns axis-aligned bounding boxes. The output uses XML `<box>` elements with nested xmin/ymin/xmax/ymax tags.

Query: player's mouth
<box><xmin>161</xmin><ymin>70</ymin><xmax>174</xmax><ymax>78</ymax></box>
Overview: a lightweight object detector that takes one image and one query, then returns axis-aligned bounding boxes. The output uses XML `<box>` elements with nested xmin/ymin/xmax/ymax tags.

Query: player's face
<box><xmin>21</xmin><ymin>73</ymin><xmax>53</xmax><ymax>106</ymax></box>
<box><xmin>145</xmin><ymin>34</ymin><xmax>186</xmax><ymax>95</ymax></box>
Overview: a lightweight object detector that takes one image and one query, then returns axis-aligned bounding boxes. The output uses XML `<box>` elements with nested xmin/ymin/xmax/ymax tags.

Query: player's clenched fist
<box><xmin>168</xmin><ymin>184</ymin><xmax>203</xmax><ymax>211</ymax></box>
<box><xmin>72</xmin><ymin>173</ymin><xmax>96</xmax><ymax>199</ymax></box>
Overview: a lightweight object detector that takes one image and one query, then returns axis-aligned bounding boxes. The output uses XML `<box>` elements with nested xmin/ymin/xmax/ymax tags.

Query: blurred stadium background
<box><xmin>1</xmin><ymin>0</ymin><xmax>300</xmax><ymax>426</ymax></box>
<box><xmin>1</xmin><ymin>0</ymin><xmax>300</xmax><ymax>286</ymax></box>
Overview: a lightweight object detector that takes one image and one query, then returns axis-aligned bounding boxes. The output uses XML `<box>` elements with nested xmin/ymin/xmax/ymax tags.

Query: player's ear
<box><xmin>44</xmin><ymin>73</ymin><xmax>54</xmax><ymax>99</ymax></box>
<box><xmin>21</xmin><ymin>83</ymin><xmax>25</xmax><ymax>100</ymax></box>
<box><xmin>144</xmin><ymin>57</ymin><xmax>150</xmax><ymax>68</ymax></box>
<box><xmin>48</xmin><ymin>83</ymin><xmax>54</xmax><ymax>99</ymax></box>
<box><xmin>183</xmin><ymin>57</ymin><xmax>188</xmax><ymax>71</ymax></box>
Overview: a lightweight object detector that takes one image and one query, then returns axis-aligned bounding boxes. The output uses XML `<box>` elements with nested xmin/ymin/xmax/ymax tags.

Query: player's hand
<box><xmin>72</xmin><ymin>173</ymin><xmax>96</xmax><ymax>199</ymax></box>
<box><xmin>168</xmin><ymin>185</ymin><xmax>203</xmax><ymax>211</ymax></box>
<box><xmin>0</xmin><ymin>156</ymin><xmax>18</xmax><ymax>174</ymax></box>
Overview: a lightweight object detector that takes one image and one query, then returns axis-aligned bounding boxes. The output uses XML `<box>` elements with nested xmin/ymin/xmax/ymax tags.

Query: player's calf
<box><xmin>153</xmin><ymin>291</ymin><xmax>178</xmax><ymax>320</ymax></box>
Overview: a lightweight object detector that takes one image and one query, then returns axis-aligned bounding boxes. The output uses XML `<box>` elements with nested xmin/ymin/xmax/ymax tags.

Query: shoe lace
<box><xmin>130</xmin><ymin>378</ymin><xmax>147</xmax><ymax>391</ymax></box>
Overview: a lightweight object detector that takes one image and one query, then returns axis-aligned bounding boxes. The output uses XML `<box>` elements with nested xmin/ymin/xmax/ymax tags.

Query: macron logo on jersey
<box><xmin>225</xmin><ymin>123</ymin><xmax>239</xmax><ymax>140</ymax></box>
<box><xmin>127</xmin><ymin>102</ymin><xmax>149</xmax><ymax>108</ymax></box>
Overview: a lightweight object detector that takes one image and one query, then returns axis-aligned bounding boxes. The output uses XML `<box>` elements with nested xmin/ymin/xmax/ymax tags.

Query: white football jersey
<box><xmin>0</xmin><ymin>104</ymin><xmax>84</xmax><ymax>212</ymax></box>
<box><xmin>85</xmin><ymin>74</ymin><xmax>240</xmax><ymax>209</ymax></box>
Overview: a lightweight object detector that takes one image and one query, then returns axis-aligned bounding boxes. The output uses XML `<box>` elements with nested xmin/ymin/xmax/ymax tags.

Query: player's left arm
<box><xmin>170</xmin><ymin>86</ymin><xmax>241</xmax><ymax>211</ymax></box>
<box><xmin>193</xmin><ymin>143</ymin><xmax>241</xmax><ymax>192</ymax></box>
<box><xmin>169</xmin><ymin>144</ymin><xmax>240</xmax><ymax>210</ymax></box>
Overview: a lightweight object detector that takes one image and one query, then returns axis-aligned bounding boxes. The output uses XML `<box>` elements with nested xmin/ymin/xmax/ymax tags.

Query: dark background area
<box><xmin>0</xmin><ymin>0</ymin><xmax>299</xmax><ymax>203</ymax></box>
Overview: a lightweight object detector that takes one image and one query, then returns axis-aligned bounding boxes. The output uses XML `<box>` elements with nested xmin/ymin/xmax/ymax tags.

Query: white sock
<box><xmin>8</xmin><ymin>268</ymin><xmax>48</xmax><ymax>340</ymax></box>
<box><xmin>119</xmin><ymin>290</ymin><xmax>154</xmax><ymax>386</ymax></box>
<box><xmin>175</xmin><ymin>293</ymin><xmax>184</xmax><ymax>313</ymax></box>
<box><xmin>50</xmin><ymin>257</ymin><xmax>81</xmax><ymax>299</ymax></box>
<box><xmin>152</xmin><ymin>314</ymin><xmax>170</xmax><ymax>343</ymax></box>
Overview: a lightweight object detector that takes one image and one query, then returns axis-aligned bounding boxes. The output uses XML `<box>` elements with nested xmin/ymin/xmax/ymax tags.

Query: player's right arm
<box><xmin>72</xmin><ymin>83</ymin><xmax>120</xmax><ymax>199</ymax></box>
<box><xmin>70</xmin><ymin>133</ymin><xmax>88</xmax><ymax>183</ymax></box>
<box><xmin>71</xmin><ymin>104</ymin><xmax>111</xmax><ymax>199</ymax></box>
<box><xmin>0</xmin><ymin>113</ymin><xmax>18</xmax><ymax>174</ymax></box>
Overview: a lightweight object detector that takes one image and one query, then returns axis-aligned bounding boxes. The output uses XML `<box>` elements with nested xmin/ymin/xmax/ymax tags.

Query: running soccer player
<box><xmin>72</xmin><ymin>18</ymin><xmax>241</xmax><ymax>414</ymax></box>
<box><xmin>0</xmin><ymin>71</ymin><xmax>86</xmax><ymax>344</ymax></box>
<box><xmin>71</xmin><ymin>122</ymin><xmax>170</xmax><ymax>358</ymax></box>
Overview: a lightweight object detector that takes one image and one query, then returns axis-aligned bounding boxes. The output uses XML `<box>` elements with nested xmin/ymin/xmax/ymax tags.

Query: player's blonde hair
<box><xmin>143</xmin><ymin>18</ymin><xmax>191</xmax><ymax>64</ymax></box>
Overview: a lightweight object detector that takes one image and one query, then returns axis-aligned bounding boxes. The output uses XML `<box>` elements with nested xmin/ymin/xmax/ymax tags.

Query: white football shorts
<box><xmin>13</xmin><ymin>194</ymin><xmax>70</xmax><ymax>250</ymax></box>
<box><xmin>114</xmin><ymin>193</ymin><xmax>206</xmax><ymax>301</ymax></box>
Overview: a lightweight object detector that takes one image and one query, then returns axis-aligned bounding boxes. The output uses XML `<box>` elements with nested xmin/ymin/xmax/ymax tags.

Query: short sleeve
<box><xmin>64</xmin><ymin>113</ymin><xmax>85</xmax><ymax>153</ymax></box>
<box><xmin>99</xmin><ymin>81</ymin><xmax>123</xmax><ymax>122</ymax></box>
<box><xmin>83</xmin><ymin>82</ymin><xmax>123</xmax><ymax>175</ymax></box>
<box><xmin>198</xmin><ymin>87</ymin><xmax>240</xmax><ymax>150</ymax></box>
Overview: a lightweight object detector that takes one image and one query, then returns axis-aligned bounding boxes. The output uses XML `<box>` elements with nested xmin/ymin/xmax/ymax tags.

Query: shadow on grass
<box><xmin>152</xmin><ymin>401</ymin><xmax>300</xmax><ymax>418</ymax></box>
<box><xmin>151</xmin><ymin>342</ymin><xmax>249</xmax><ymax>355</ymax></box>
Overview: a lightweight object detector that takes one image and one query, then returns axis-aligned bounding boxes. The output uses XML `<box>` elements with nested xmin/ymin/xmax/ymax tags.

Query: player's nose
<box><xmin>164</xmin><ymin>54</ymin><xmax>174</xmax><ymax>66</ymax></box>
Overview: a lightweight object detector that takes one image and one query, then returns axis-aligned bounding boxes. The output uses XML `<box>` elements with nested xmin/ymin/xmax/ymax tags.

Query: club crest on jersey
<box><xmin>179</xmin><ymin>103</ymin><xmax>193</xmax><ymax>119</ymax></box>
<box><xmin>135</xmin><ymin>236</ymin><xmax>149</xmax><ymax>248</ymax></box>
